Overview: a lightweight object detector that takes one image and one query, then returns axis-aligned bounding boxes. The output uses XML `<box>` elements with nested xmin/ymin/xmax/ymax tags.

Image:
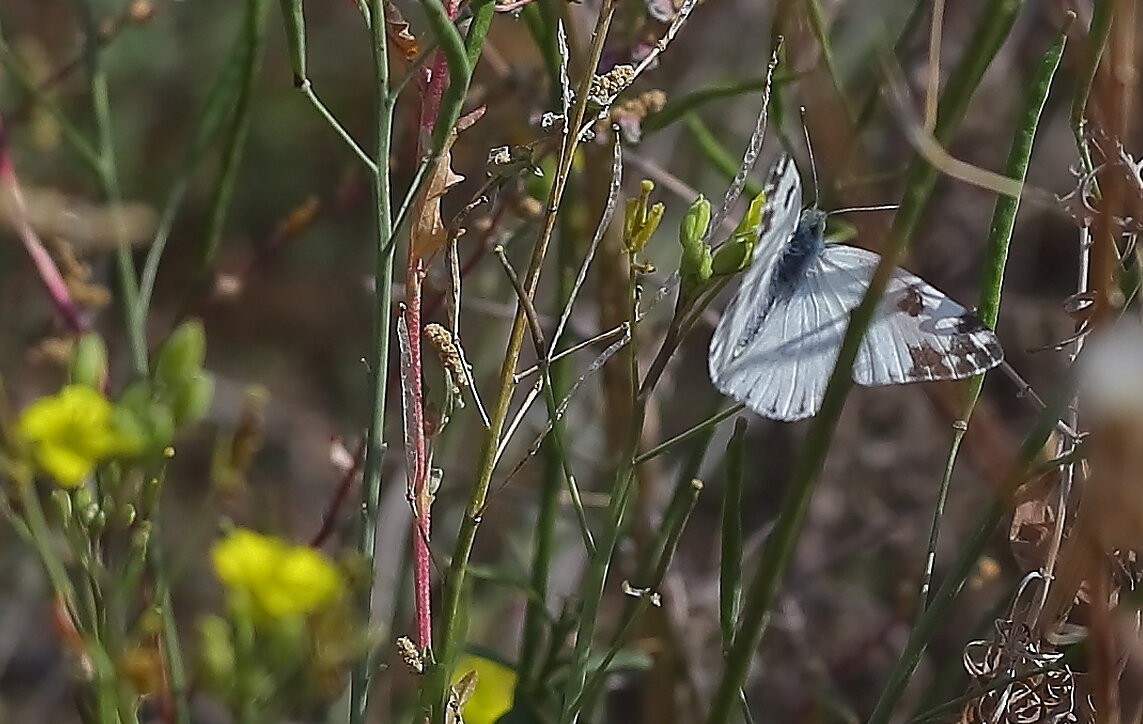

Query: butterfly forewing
<box><xmin>709</xmin><ymin>155</ymin><xmax>802</xmax><ymax>375</ymax></box>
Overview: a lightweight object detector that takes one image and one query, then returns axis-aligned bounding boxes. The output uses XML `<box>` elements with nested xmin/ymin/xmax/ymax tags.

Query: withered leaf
<box><xmin>385</xmin><ymin>1</ymin><xmax>420</xmax><ymax>64</ymax></box>
<box><xmin>410</xmin><ymin>131</ymin><xmax>466</xmax><ymax>259</ymax></box>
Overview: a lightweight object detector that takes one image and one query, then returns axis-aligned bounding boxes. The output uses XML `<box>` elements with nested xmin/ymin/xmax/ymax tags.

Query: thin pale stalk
<box><xmin>704</xmin><ymin>2</ymin><xmax>1027</xmax><ymax>721</ymax></box>
<box><xmin>436</xmin><ymin>0</ymin><xmax>618</xmax><ymax>707</ymax></box>
<box><xmin>575</xmin><ymin>478</ymin><xmax>703</xmax><ymax>715</ymax></box>
<box><xmin>350</xmin><ymin>0</ymin><xmax>395</xmax><ymax>720</ymax></box>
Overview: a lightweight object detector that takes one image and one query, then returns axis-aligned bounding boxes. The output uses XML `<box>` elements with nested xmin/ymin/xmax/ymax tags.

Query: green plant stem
<box><xmin>78</xmin><ymin>0</ymin><xmax>146</xmax><ymax>376</ymax></box>
<box><xmin>575</xmin><ymin>478</ymin><xmax>702</xmax><ymax>715</ymax></box>
<box><xmin>184</xmin><ymin>0</ymin><xmax>269</xmax><ymax>315</ymax></box>
<box><xmin>684</xmin><ymin>114</ymin><xmax>763</xmax><ymax>198</ymax></box>
<box><xmin>635</xmin><ymin>403</ymin><xmax>744</xmax><ymax>465</ymax></box>
<box><xmin>517</xmin><ymin>0</ymin><xmax>570</xmax><ymax>697</ymax></box>
<box><xmin>137</xmin><ymin>31</ymin><xmax>250</xmax><ymax>314</ymax></box>
<box><xmin>902</xmin><ymin>18</ymin><xmax>1067</xmax><ymax>719</ymax></box>
<box><xmin>704</xmin><ymin>3</ymin><xmax>1026</xmax><ymax>722</ymax></box>
<box><xmin>867</xmin><ymin>366</ymin><xmax>1075</xmax><ymax>723</ymax></box>
<box><xmin>719</xmin><ymin>419</ymin><xmax>747</xmax><ymax>646</ymax></box>
<box><xmin>301</xmin><ymin>84</ymin><xmax>377</xmax><ymax>173</ymax></box>
<box><xmin>436</xmin><ymin>0</ymin><xmax>617</xmax><ymax>708</ymax></box>
<box><xmin>350</xmin><ymin>0</ymin><xmax>395</xmax><ymax>721</ymax></box>
<box><xmin>644</xmin><ymin>76</ymin><xmax>777</xmax><ymax>134</ymax></box>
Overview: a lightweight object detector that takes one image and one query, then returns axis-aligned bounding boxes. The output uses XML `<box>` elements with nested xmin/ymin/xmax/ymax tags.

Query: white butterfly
<box><xmin>708</xmin><ymin>154</ymin><xmax>1004</xmax><ymax>421</ymax></box>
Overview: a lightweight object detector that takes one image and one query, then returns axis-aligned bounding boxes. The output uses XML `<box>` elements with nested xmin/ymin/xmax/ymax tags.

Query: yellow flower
<box><xmin>17</xmin><ymin>385</ymin><xmax>137</xmax><ymax>487</ymax></box>
<box><xmin>452</xmin><ymin>654</ymin><xmax>516</xmax><ymax>724</ymax></box>
<box><xmin>211</xmin><ymin>528</ymin><xmax>344</xmax><ymax>622</ymax></box>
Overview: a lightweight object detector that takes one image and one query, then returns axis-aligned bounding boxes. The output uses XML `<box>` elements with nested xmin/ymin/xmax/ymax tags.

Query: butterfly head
<box><xmin>798</xmin><ymin>208</ymin><xmax>828</xmax><ymax>241</ymax></box>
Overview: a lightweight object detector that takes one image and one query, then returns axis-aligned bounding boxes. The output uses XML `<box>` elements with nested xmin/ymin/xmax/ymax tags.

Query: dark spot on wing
<box><xmin>954</xmin><ymin>314</ymin><xmax>988</xmax><ymax>334</ymax></box>
<box><xmin>947</xmin><ymin>337</ymin><xmax>982</xmax><ymax>376</ymax></box>
<box><xmin>906</xmin><ymin>342</ymin><xmax>953</xmax><ymax>380</ymax></box>
<box><xmin>896</xmin><ymin>284</ymin><xmax>924</xmax><ymax>317</ymax></box>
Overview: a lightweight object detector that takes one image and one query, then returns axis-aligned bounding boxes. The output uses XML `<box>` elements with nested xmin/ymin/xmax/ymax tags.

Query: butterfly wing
<box><xmin>819</xmin><ymin>245</ymin><xmax>1005</xmax><ymax>385</ymax></box>
<box><xmin>709</xmin><ymin>155</ymin><xmax>802</xmax><ymax>371</ymax></box>
<box><xmin>708</xmin><ymin>251</ymin><xmax>855</xmax><ymax>420</ymax></box>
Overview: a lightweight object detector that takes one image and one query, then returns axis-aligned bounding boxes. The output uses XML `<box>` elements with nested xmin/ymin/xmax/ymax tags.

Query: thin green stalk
<box><xmin>574</xmin><ymin>478</ymin><xmax>703</xmax><ymax>715</ymax></box>
<box><xmin>79</xmin><ymin>0</ymin><xmax>146</xmax><ymax>376</ymax></box>
<box><xmin>684</xmin><ymin>114</ymin><xmax>763</xmax><ymax>198</ymax></box>
<box><xmin>138</xmin><ymin>32</ymin><xmax>249</xmax><ymax>314</ymax></box>
<box><xmin>185</xmin><ymin>0</ymin><xmax>269</xmax><ymax>312</ymax></box>
<box><xmin>302</xmin><ymin>86</ymin><xmax>377</xmax><ymax>172</ymax></box>
<box><xmin>436</xmin><ymin>0</ymin><xmax>618</xmax><ymax>710</ymax></box>
<box><xmin>903</xmin><ymin>17</ymin><xmax>1067</xmax><ymax>717</ymax></box>
<box><xmin>350</xmin><ymin>0</ymin><xmax>395</xmax><ymax>721</ymax></box>
<box><xmin>644</xmin><ymin>76</ymin><xmax>776</xmax><ymax>134</ymax></box>
<box><xmin>705</xmin><ymin>2</ymin><xmax>1026</xmax><ymax>722</ymax></box>
<box><xmin>867</xmin><ymin>367</ymin><xmax>1076</xmax><ymax>724</ymax></box>
<box><xmin>719</xmin><ymin>419</ymin><xmax>746</xmax><ymax>647</ymax></box>
<box><xmin>1070</xmin><ymin>0</ymin><xmax>1113</xmax><ymax>135</ymax></box>
<box><xmin>636</xmin><ymin>403</ymin><xmax>744</xmax><ymax>465</ymax></box>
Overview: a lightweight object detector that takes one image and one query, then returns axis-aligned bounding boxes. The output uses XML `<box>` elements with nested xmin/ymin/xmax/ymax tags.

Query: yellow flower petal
<box><xmin>35</xmin><ymin>443</ymin><xmax>94</xmax><ymax>488</ymax></box>
<box><xmin>16</xmin><ymin>385</ymin><xmax>133</xmax><ymax>486</ymax></box>
<box><xmin>211</xmin><ymin>528</ymin><xmax>344</xmax><ymax>624</ymax></box>
<box><xmin>453</xmin><ymin>654</ymin><xmax>516</xmax><ymax>724</ymax></box>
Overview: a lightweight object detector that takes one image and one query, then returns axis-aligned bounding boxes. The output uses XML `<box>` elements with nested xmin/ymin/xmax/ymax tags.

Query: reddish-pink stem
<box><xmin>405</xmin><ymin>0</ymin><xmax>462</xmax><ymax>658</ymax></box>
<box><xmin>404</xmin><ymin>259</ymin><xmax>432</xmax><ymax>651</ymax></box>
<box><xmin>0</xmin><ymin>114</ymin><xmax>87</xmax><ymax>335</ymax></box>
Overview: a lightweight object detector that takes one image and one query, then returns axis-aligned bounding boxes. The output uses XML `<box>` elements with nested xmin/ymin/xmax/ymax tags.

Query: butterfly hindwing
<box><xmin>819</xmin><ymin>245</ymin><xmax>1004</xmax><ymax>385</ymax></box>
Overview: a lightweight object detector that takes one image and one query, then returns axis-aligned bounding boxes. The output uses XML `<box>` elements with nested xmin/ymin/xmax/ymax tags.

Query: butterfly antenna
<box><xmin>829</xmin><ymin>204</ymin><xmax>901</xmax><ymax>216</ymax></box>
<box><xmin>799</xmin><ymin>106</ymin><xmax>819</xmax><ymax>206</ymax></box>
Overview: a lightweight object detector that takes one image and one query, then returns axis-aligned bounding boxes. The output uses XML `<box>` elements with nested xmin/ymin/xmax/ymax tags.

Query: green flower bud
<box><xmin>679</xmin><ymin>195</ymin><xmax>711</xmax><ymax>249</ymax></box>
<box><xmin>51</xmin><ymin>489</ymin><xmax>73</xmax><ymax>522</ymax></box>
<box><xmin>170</xmin><ymin>373</ymin><xmax>215</xmax><ymax>428</ymax></box>
<box><xmin>711</xmin><ymin>236</ymin><xmax>755</xmax><ymax>276</ymax></box>
<box><xmin>680</xmin><ymin>243</ymin><xmax>713</xmax><ymax>297</ymax></box>
<box><xmin>733</xmin><ymin>189</ymin><xmax>767</xmax><ymax>238</ymax></box>
<box><xmin>72</xmin><ymin>485</ymin><xmax>94</xmax><ymax>512</ymax></box>
<box><xmin>79</xmin><ymin>502</ymin><xmax>101</xmax><ymax>528</ymax></box>
<box><xmin>155</xmin><ymin>320</ymin><xmax>206</xmax><ymax>391</ymax></box>
<box><xmin>117</xmin><ymin>503</ymin><xmax>137</xmax><ymax>528</ymax></box>
<box><xmin>69</xmin><ymin>333</ymin><xmax>108</xmax><ymax>389</ymax></box>
<box><xmin>624</xmin><ymin>180</ymin><xmax>662</xmax><ymax>254</ymax></box>
<box><xmin>198</xmin><ymin>615</ymin><xmax>237</xmax><ymax>694</ymax></box>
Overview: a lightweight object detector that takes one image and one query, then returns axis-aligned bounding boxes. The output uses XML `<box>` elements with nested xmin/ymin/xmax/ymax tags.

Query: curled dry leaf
<box><xmin>410</xmin><ymin>132</ymin><xmax>466</xmax><ymax>259</ymax></box>
<box><xmin>385</xmin><ymin>1</ymin><xmax>420</xmax><ymax>65</ymax></box>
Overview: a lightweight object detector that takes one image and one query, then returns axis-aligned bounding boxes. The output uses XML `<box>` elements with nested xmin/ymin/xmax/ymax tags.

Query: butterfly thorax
<box><xmin>766</xmin><ymin>208</ymin><xmax>827</xmax><ymax>307</ymax></box>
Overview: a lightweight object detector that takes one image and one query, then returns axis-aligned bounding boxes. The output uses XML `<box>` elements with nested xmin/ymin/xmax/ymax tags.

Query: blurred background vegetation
<box><xmin>0</xmin><ymin>0</ymin><xmax>1125</xmax><ymax>721</ymax></box>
